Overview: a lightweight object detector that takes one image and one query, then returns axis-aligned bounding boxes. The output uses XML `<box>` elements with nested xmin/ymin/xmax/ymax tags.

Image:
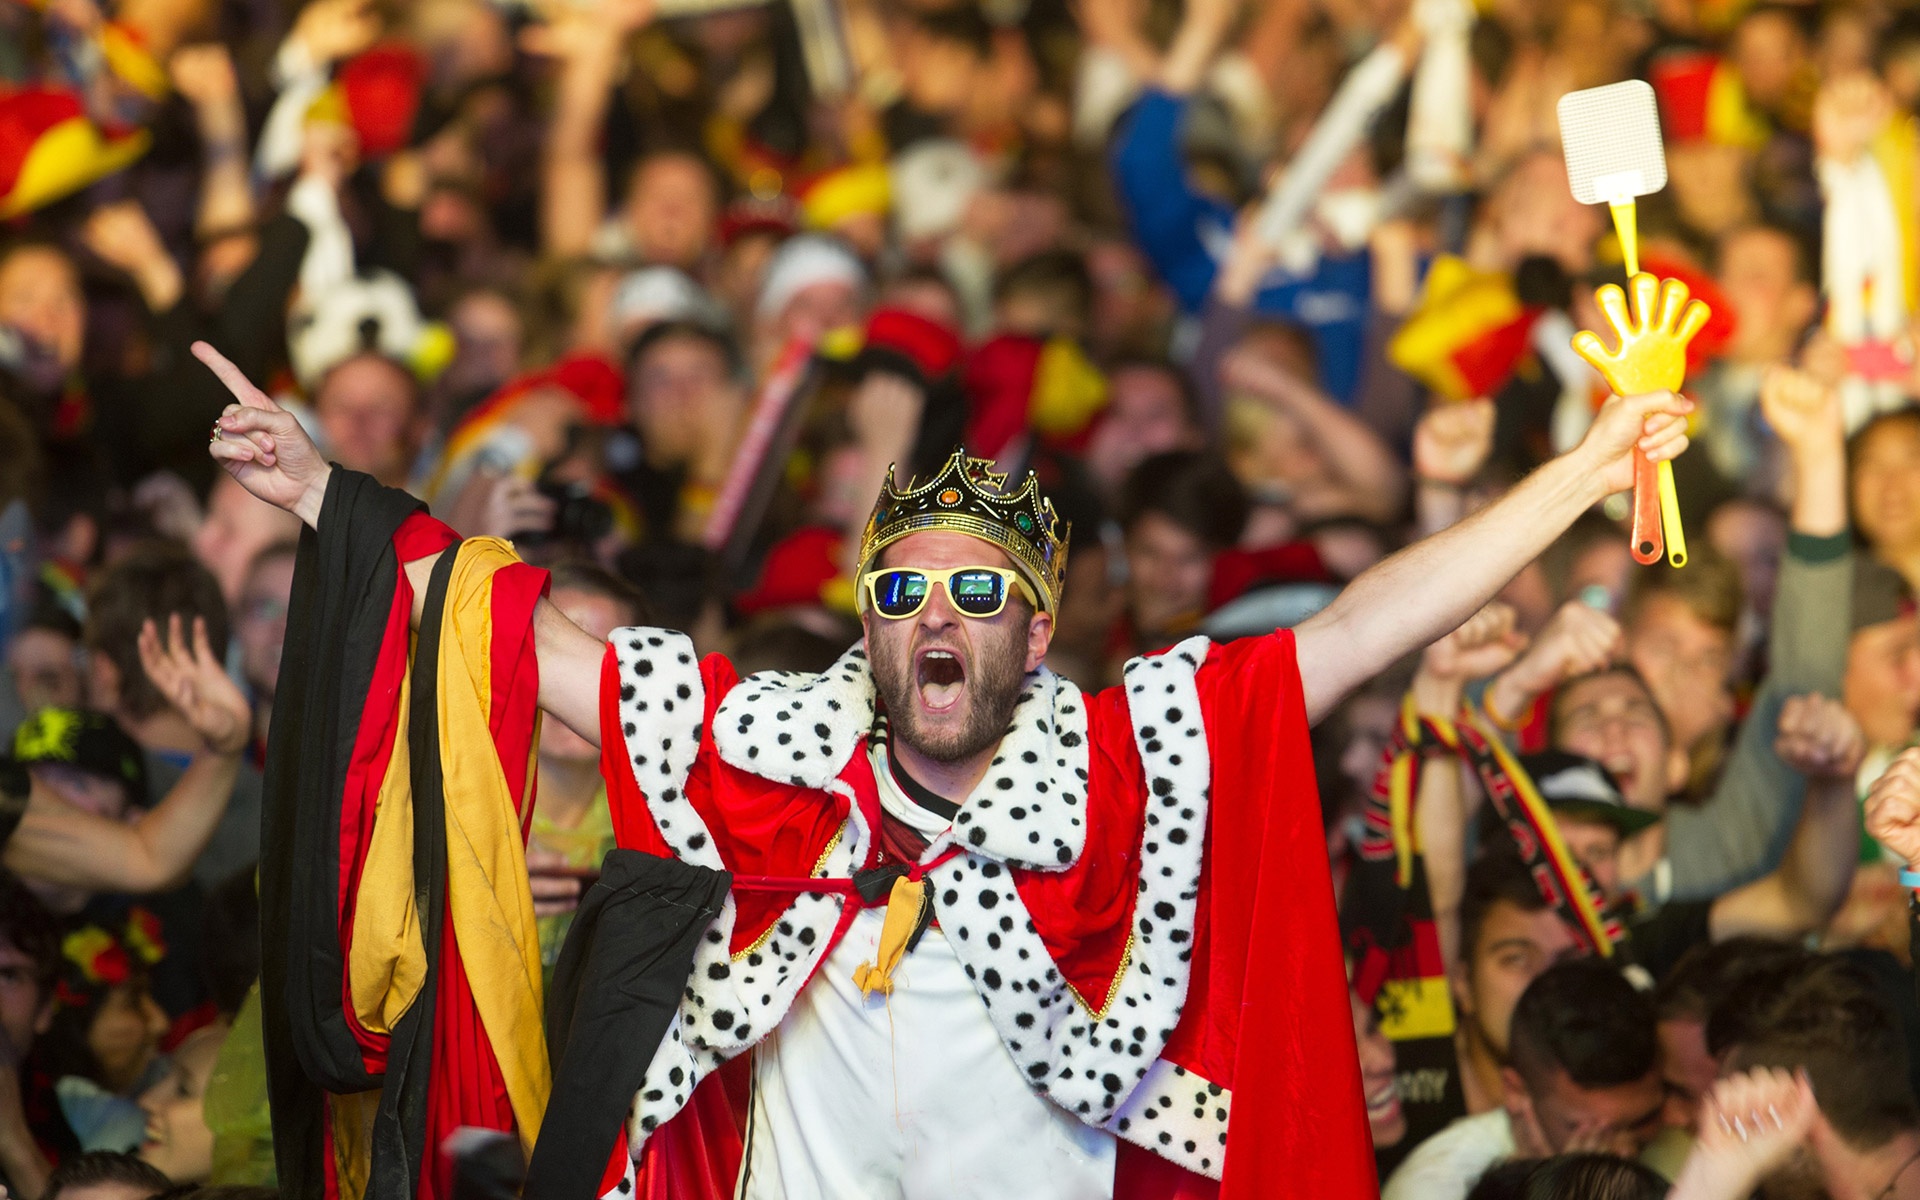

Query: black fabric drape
<box><xmin>260</xmin><ymin>469</ymin><xmax>422</xmax><ymax>1200</ymax></box>
<box><xmin>523</xmin><ymin>849</ymin><xmax>729</xmax><ymax>1200</ymax></box>
<box><xmin>363</xmin><ymin>542</ymin><xmax>461</xmax><ymax>1199</ymax></box>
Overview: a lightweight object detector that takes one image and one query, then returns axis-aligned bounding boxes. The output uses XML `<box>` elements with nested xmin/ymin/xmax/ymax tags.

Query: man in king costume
<box><xmin>194</xmin><ymin>340</ymin><xmax>1694</xmax><ymax>1200</ymax></box>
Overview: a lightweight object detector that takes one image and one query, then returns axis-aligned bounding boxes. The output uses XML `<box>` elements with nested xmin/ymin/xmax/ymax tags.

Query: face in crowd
<box><xmin>6</xmin><ymin>626</ymin><xmax>84</xmax><ymax>713</ymax></box>
<box><xmin>1084</xmin><ymin>365</ymin><xmax>1203</xmax><ymax>497</ymax></box>
<box><xmin>1853</xmin><ymin>415</ymin><xmax>1920</xmax><ymax>568</ymax></box>
<box><xmin>236</xmin><ymin>550</ymin><xmax>297</xmax><ymax>705</ymax></box>
<box><xmin>193</xmin><ymin>475</ymin><xmax>300</xmax><ymax>608</ymax></box>
<box><xmin>621</xmin><ymin>152</ymin><xmax>719</xmax><ymax>272</ymax></box>
<box><xmin>0</xmin><ymin>935</ymin><xmax>51</xmax><ymax>1067</ymax></box>
<box><xmin>1452</xmin><ymin>896</ymin><xmax>1580</xmax><ymax>1063</ymax></box>
<box><xmin>1846</xmin><ymin>608</ymin><xmax>1920</xmax><ymax>749</ymax></box>
<box><xmin>538</xmin><ymin>585</ymin><xmax>637</xmax><ymax>765</ymax></box>
<box><xmin>0</xmin><ymin>245</ymin><xmax>85</xmax><ymax>374</ymax></box>
<box><xmin>1552</xmin><ymin>670</ymin><xmax>1685</xmax><ymax>814</ymax></box>
<box><xmin>1624</xmin><ymin>593</ymin><xmax>1735</xmax><ymax>761</ymax></box>
<box><xmin>312</xmin><ymin>354</ymin><xmax>426</xmax><ymax>489</ymax></box>
<box><xmin>625</xmin><ymin>330</ymin><xmax>740</xmax><ymax>468</ymax></box>
<box><xmin>137</xmin><ymin>1024</ymin><xmax>224</xmax><ymax>1186</ymax></box>
<box><xmin>1504</xmin><ymin>1053</ymin><xmax>1666</xmax><ymax>1160</ymax></box>
<box><xmin>1351</xmin><ymin>988</ymin><xmax>1405</xmax><ymax>1149</ymax></box>
<box><xmin>1123</xmin><ymin>512</ymin><xmax>1215</xmax><ymax>637</ymax></box>
<box><xmin>861</xmin><ymin>531</ymin><xmax>1052</xmax><ymax>767</ymax></box>
<box><xmin>1656</xmin><ymin>1009</ymin><xmax>1721</xmax><ymax>1134</ymax></box>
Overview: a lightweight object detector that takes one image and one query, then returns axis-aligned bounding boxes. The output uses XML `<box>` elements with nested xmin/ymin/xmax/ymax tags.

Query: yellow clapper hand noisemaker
<box><xmin>1569</xmin><ymin>274</ymin><xmax>1711</xmax><ymax>566</ymax></box>
<box><xmin>1557</xmin><ymin>80</ymin><xmax>1711</xmax><ymax>568</ymax></box>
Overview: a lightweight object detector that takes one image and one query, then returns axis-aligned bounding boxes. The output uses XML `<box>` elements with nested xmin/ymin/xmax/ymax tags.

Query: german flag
<box><xmin>263</xmin><ymin>475</ymin><xmax>550</xmax><ymax>1200</ymax></box>
<box><xmin>1386</xmin><ymin>257</ymin><xmax>1539</xmax><ymax>402</ymax></box>
<box><xmin>0</xmin><ymin>87</ymin><xmax>149</xmax><ymax>219</ymax></box>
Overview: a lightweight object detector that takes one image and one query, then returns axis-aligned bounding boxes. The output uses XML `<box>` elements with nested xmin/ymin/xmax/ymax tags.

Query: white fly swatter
<box><xmin>1557</xmin><ymin>80</ymin><xmax>1666</xmax><ymax>275</ymax></box>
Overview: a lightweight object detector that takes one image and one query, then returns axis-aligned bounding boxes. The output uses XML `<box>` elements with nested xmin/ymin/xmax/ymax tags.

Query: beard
<box><xmin>870</xmin><ymin>616</ymin><xmax>1029</xmax><ymax>765</ymax></box>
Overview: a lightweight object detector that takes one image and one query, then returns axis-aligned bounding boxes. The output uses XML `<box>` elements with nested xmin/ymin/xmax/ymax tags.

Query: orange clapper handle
<box><xmin>1629</xmin><ymin>448</ymin><xmax>1663</xmax><ymax>565</ymax></box>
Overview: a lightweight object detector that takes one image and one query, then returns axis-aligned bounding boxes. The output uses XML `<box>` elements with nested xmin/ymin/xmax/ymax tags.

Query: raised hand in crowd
<box><xmin>1670</xmin><ymin>1068</ymin><xmax>1819</xmax><ymax>1200</ymax></box>
<box><xmin>288</xmin><ymin>0</ymin><xmax>382</xmax><ymax>68</ymax></box>
<box><xmin>1408</xmin><ymin>602</ymin><xmax>1527</xmax><ymax>969</ymax></box>
<box><xmin>1412</xmin><ymin>600</ymin><xmax>1530</xmax><ymax>715</ymax></box>
<box><xmin>80</xmin><ymin>200</ymin><xmax>182</xmax><ymax>314</ymax></box>
<box><xmin>1758</xmin><ymin>364</ymin><xmax>1848</xmax><ymax>537</ymax></box>
<box><xmin>137</xmin><ymin>614</ymin><xmax>250</xmax><ymax>757</ymax></box>
<box><xmin>1221</xmin><ymin>345</ymin><xmax>1409</xmax><ymax>525</ymax></box>
<box><xmin>1411</xmin><ymin>396</ymin><xmax>1496</xmax><ymax>533</ymax></box>
<box><xmin>445</xmin><ymin>471</ymin><xmax>559</xmax><ymax>543</ymax></box>
<box><xmin>1866</xmin><ymin>747</ymin><xmax>1920</xmax><ymax>869</ymax></box>
<box><xmin>1297</xmin><ymin>387</ymin><xmax>1692</xmax><ymax>723</ymax></box>
<box><xmin>2</xmin><ymin>614</ymin><xmax>250</xmax><ymax>896</ymax></box>
<box><xmin>1413</xmin><ymin>398</ymin><xmax>1497</xmax><ymax>490</ymax></box>
<box><xmin>1485</xmin><ymin>599</ymin><xmax>1623</xmax><ymax>728</ymax></box>
<box><xmin>1774</xmin><ymin>693</ymin><xmax>1869</xmax><ymax>781</ymax></box>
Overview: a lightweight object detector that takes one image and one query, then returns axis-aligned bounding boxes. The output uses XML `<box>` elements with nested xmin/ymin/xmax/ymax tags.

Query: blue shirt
<box><xmin>1109</xmin><ymin>90</ymin><xmax>1373</xmax><ymax>403</ymax></box>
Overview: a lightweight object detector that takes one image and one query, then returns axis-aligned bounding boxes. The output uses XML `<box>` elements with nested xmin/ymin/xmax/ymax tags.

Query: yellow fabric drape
<box><xmin>342</xmin><ymin>539</ymin><xmax>551</xmax><ymax>1160</ymax></box>
<box><xmin>440</xmin><ymin>540</ymin><xmax>550</xmax><ymax>1153</ymax></box>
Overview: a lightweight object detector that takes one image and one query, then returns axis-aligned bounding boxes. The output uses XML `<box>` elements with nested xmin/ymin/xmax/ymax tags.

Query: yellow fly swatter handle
<box><xmin>1656</xmin><ymin>459</ymin><xmax>1687</xmax><ymax>567</ymax></box>
<box><xmin>1610</xmin><ymin>200</ymin><xmax>1639</xmax><ymax>276</ymax></box>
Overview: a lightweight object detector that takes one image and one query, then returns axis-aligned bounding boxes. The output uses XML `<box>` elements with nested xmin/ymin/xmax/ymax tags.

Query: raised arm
<box><xmin>1295</xmin><ymin>388</ymin><xmax>1693</xmax><ymax>723</ymax></box>
<box><xmin>1706</xmin><ymin>694</ymin><xmax>1864</xmax><ymax>939</ymax></box>
<box><xmin>1408</xmin><ymin>603</ymin><xmax>1530</xmax><ymax>969</ymax></box>
<box><xmin>200</xmin><ymin>342</ymin><xmax>609</xmax><ymax>747</ymax></box>
<box><xmin>1220</xmin><ymin>345</ymin><xmax>1409</xmax><ymax>524</ymax></box>
<box><xmin>5</xmin><ymin>616</ymin><xmax>247</xmax><ymax>893</ymax></box>
<box><xmin>529</xmin><ymin>0</ymin><xmax>656</xmax><ymax>259</ymax></box>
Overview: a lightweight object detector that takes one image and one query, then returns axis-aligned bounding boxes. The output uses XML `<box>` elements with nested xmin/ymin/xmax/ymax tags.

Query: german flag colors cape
<box><xmin>597</xmin><ymin>629</ymin><xmax>1376</xmax><ymax>1197</ymax></box>
<box><xmin>262</xmin><ymin>471</ymin><xmax>549</xmax><ymax>1200</ymax></box>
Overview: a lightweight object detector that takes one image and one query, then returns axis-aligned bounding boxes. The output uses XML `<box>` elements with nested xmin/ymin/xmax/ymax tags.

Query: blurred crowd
<box><xmin>1</xmin><ymin>0</ymin><xmax>1919</xmax><ymax>1193</ymax></box>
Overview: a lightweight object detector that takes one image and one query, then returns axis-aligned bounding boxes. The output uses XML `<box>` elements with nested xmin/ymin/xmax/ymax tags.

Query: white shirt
<box><xmin>1382</xmin><ymin>1109</ymin><xmax>1516</xmax><ymax>1200</ymax></box>
<box><xmin>736</xmin><ymin>745</ymin><xmax>1116</xmax><ymax>1199</ymax></box>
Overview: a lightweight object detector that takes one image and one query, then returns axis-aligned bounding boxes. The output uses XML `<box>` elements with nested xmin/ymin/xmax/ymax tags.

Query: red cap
<box><xmin>735</xmin><ymin>526</ymin><xmax>845</xmax><ymax>615</ymax></box>
<box><xmin>861</xmin><ymin>308</ymin><xmax>963</xmax><ymax>383</ymax></box>
<box><xmin>338</xmin><ymin>45</ymin><xmax>425</xmax><ymax>159</ymax></box>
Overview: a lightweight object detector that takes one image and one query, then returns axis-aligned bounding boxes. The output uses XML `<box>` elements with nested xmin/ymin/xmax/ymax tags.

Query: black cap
<box><xmin>1518</xmin><ymin>750</ymin><xmax>1660</xmax><ymax>836</ymax></box>
<box><xmin>11</xmin><ymin>709</ymin><xmax>149</xmax><ymax>806</ymax></box>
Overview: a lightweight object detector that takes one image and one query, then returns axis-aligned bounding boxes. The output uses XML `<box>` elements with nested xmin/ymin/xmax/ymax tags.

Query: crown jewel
<box><xmin>857</xmin><ymin>448</ymin><xmax>1070</xmax><ymax>613</ymax></box>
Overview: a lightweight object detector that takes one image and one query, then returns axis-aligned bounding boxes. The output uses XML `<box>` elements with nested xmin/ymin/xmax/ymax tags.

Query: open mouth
<box><xmin>1364</xmin><ymin>1077</ymin><xmax>1401</xmax><ymax>1120</ymax></box>
<box><xmin>916</xmin><ymin>647</ymin><xmax>967</xmax><ymax>713</ymax></box>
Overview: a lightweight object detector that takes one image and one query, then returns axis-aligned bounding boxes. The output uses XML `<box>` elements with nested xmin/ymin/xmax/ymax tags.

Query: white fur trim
<box><xmin>712</xmin><ymin>644</ymin><xmax>875</xmax><ymax>790</ymax></box>
<box><xmin>715</xmin><ymin>647</ymin><xmax>1091</xmax><ymax>872</ymax></box>
<box><xmin>611</xmin><ymin>629</ymin><xmax>717</xmax><ymax>869</ymax></box>
<box><xmin>1102</xmin><ymin>1058</ymin><xmax>1232</xmax><ymax>1180</ymax></box>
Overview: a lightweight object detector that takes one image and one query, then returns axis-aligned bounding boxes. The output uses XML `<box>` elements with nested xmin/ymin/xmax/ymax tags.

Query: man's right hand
<box><xmin>198</xmin><ymin>341</ymin><xmax>333</xmax><ymax>529</ymax></box>
<box><xmin>1413</xmin><ymin>602</ymin><xmax>1528</xmax><ymax>716</ymax></box>
<box><xmin>1488</xmin><ymin>599</ymin><xmax>1621</xmax><ymax>721</ymax></box>
<box><xmin>1866</xmin><ymin>747</ymin><xmax>1920</xmax><ymax>868</ymax></box>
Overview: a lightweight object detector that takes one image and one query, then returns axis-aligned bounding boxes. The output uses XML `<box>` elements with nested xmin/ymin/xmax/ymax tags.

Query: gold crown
<box><xmin>857</xmin><ymin>449</ymin><xmax>1070</xmax><ymax>614</ymax></box>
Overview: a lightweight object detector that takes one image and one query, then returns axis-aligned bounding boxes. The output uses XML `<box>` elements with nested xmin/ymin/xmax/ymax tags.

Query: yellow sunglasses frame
<box><xmin>858</xmin><ymin>566</ymin><xmax>1039</xmax><ymax>620</ymax></box>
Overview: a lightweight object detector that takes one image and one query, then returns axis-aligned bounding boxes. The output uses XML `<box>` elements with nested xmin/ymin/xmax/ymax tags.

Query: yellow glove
<box><xmin>1570</xmin><ymin>273</ymin><xmax>1712</xmax><ymax>395</ymax></box>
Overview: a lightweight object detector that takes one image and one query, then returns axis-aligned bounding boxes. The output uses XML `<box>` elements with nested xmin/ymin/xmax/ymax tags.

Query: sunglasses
<box><xmin>860</xmin><ymin>566</ymin><xmax>1037</xmax><ymax>620</ymax></box>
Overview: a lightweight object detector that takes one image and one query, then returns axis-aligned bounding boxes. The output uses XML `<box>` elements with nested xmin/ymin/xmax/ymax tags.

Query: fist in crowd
<box><xmin>1421</xmin><ymin>602</ymin><xmax>1530</xmax><ymax>684</ymax></box>
<box><xmin>1774</xmin><ymin>694</ymin><xmax>1868</xmax><ymax>781</ymax></box>
<box><xmin>1413</xmin><ymin>398</ymin><xmax>1496</xmax><ymax>488</ymax></box>
<box><xmin>1866</xmin><ymin>747</ymin><xmax>1920</xmax><ymax>868</ymax></box>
